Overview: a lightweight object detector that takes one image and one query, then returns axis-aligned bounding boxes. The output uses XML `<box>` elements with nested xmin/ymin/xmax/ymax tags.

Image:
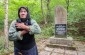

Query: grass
<box><xmin>0</xmin><ymin>36</ymin><xmax>5</xmax><ymax>54</ymax></box>
<box><xmin>0</xmin><ymin>35</ymin><xmax>14</xmax><ymax>55</ymax></box>
<box><xmin>74</xmin><ymin>36</ymin><xmax>85</xmax><ymax>41</ymax></box>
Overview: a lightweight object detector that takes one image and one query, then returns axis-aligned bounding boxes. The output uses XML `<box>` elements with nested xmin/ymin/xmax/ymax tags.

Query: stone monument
<box><xmin>55</xmin><ymin>5</ymin><xmax>67</xmax><ymax>37</ymax></box>
<box><xmin>48</xmin><ymin>5</ymin><xmax>74</xmax><ymax>48</ymax></box>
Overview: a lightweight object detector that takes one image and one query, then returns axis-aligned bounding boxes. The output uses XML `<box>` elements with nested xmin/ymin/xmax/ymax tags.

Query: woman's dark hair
<box><xmin>18</xmin><ymin>6</ymin><xmax>31</xmax><ymax>25</ymax></box>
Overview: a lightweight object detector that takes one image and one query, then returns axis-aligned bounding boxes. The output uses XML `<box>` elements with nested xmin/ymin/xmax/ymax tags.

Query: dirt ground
<box><xmin>10</xmin><ymin>38</ymin><xmax>85</xmax><ymax>55</ymax></box>
<box><xmin>36</xmin><ymin>38</ymin><xmax>85</xmax><ymax>55</ymax></box>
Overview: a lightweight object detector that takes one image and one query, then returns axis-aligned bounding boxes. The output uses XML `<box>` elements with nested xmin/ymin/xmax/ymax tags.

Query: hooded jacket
<box><xmin>8</xmin><ymin>6</ymin><xmax>41</xmax><ymax>50</ymax></box>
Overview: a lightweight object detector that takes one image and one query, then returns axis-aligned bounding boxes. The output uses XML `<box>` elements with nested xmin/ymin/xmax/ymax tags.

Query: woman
<box><xmin>8</xmin><ymin>6</ymin><xmax>41</xmax><ymax>55</ymax></box>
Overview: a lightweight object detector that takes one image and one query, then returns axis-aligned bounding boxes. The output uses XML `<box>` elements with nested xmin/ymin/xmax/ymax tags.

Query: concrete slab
<box><xmin>49</xmin><ymin>37</ymin><xmax>73</xmax><ymax>46</ymax></box>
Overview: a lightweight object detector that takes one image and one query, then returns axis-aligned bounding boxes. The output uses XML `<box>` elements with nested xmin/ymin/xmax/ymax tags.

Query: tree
<box><xmin>46</xmin><ymin>0</ymin><xmax>51</xmax><ymax>23</ymax></box>
<box><xmin>4</xmin><ymin>0</ymin><xmax>9</xmax><ymax>55</ymax></box>
<box><xmin>41</xmin><ymin>0</ymin><xmax>47</xmax><ymax>24</ymax></box>
<box><xmin>66</xmin><ymin>0</ymin><xmax>69</xmax><ymax>14</ymax></box>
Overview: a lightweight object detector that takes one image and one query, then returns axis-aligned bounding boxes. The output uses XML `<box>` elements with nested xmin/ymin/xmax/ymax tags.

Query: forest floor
<box><xmin>37</xmin><ymin>38</ymin><xmax>85</xmax><ymax>55</ymax></box>
<box><xmin>10</xmin><ymin>38</ymin><xmax>85</xmax><ymax>55</ymax></box>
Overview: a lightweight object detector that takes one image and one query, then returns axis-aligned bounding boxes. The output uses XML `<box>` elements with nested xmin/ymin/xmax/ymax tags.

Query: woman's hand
<box><xmin>20</xmin><ymin>30</ymin><xmax>28</xmax><ymax>36</ymax></box>
<box><xmin>16</xmin><ymin>22</ymin><xmax>30</xmax><ymax>31</ymax></box>
<box><xmin>16</xmin><ymin>23</ymin><xmax>26</xmax><ymax>29</ymax></box>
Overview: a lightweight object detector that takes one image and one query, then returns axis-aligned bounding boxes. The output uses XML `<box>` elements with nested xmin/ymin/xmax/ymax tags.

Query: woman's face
<box><xmin>19</xmin><ymin>8</ymin><xmax>27</xmax><ymax>18</ymax></box>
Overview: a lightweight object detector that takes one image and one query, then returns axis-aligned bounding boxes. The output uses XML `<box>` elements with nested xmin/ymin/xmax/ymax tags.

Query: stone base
<box><xmin>47</xmin><ymin>36</ymin><xmax>76</xmax><ymax>50</ymax></box>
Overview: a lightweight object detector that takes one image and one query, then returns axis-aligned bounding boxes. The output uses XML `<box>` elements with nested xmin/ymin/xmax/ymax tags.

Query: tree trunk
<box><xmin>47</xmin><ymin>0</ymin><xmax>50</xmax><ymax>23</ymax></box>
<box><xmin>66</xmin><ymin>0</ymin><xmax>69</xmax><ymax>14</ymax></box>
<box><xmin>41</xmin><ymin>0</ymin><xmax>47</xmax><ymax>24</ymax></box>
<box><xmin>4</xmin><ymin>0</ymin><xmax>9</xmax><ymax>55</ymax></box>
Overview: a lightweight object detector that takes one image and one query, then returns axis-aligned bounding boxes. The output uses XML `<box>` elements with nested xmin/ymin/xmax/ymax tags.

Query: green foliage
<box><xmin>67</xmin><ymin>0</ymin><xmax>85</xmax><ymax>37</ymax></box>
<box><xmin>74</xmin><ymin>36</ymin><xmax>85</xmax><ymax>41</ymax></box>
<box><xmin>0</xmin><ymin>2</ymin><xmax>4</xmax><ymax>30</ymax></box>
<box><xmin>0</xmin><ymin>0</ymin><xmax>85</xmax><ymax>39</ymax></box>
<box><xmin>41</xmin><ymin>23</ymin><xmax>54</xmax><ymax>36</ymax></box>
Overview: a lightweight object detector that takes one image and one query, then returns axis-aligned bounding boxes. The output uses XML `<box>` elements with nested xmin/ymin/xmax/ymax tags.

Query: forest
<box><xmin>0</xmin><ymin>0</ymin><xmax>85</xmax><ymax>55</ymax></box>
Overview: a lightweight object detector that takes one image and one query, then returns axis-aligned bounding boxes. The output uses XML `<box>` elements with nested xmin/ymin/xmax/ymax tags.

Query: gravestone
<box><xmin>48</xmin><ymin>6</ymin><xmax>74</xmax><ymax>47</ymax></box>
<box><xmin>55</xmin><ymin>6</ymin><xmax>67</xmax><ymax>37</ymax></box>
